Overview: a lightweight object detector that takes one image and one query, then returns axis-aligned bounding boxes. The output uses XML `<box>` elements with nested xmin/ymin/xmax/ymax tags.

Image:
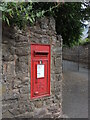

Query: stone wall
<box><xmin>2</xmin><ymin>17</ymin><xmax>63</xmax><ymax>118</ymax></box>
<box><xmin>63</xmin><ymin>44</ymin><xmax>89</xmax><ymax>65</ymax></box>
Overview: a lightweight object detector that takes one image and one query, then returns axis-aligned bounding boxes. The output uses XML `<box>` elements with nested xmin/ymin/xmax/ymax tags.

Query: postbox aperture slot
<box><xmin>34</xmin><ymin>51</ymin><xmax>49</xmax><ymax>56</ymax></box>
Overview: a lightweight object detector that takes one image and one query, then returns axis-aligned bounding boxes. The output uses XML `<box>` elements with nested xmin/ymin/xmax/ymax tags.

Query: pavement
<box><xmin>62</xmin><ymin>60</ymin><xmax>88</xmax><ymax>118</ymax></box>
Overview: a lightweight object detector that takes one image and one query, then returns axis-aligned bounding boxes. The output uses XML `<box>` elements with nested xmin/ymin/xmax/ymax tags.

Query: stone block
<box><xmin>49</xmin><ymin>17</ymin><xmax>55</xmax><ymax>31</ymax></box>
<box><xmin>52</xmin><ymin>36</ymin><xmax>57</xmax><ymax>43</ymax></box>
<box><xmin>43</xmin><ymin>113</ymin><xmax>53</xmax><ymax>118</ymax></box>
<box><xmin>12</xmin><ymin>79</ymin><xmax>21</xmax><ymax>89</ymax></box>
<box><xmin>53</xmin><ymin>111</ymin><xmax>62</xmax><ymax>118</ymax></box>
<box><xmin>15</xmin><ymin>34</ymin><xmax>28</xmax><ymax>42</ymax></box>
<box><xmin>45</xmin><ymin>98</ymin><xmax>53</xmax><ymax>105</ymax></box>
<box><xmin>16</xmin><ymin>42</ymin><xmax>29</xmax><ymax>47</ymax></box>
<box><xmin>46</xmin><ymin>30</ymin><xmax>56</xmax><ymax>36</ymax></box>
<box><xmin>34</xmin><ymin>108</ymin><xmax>48</xmax><ymax>118</ymax></box>
<box><xmin>56</xmin><ymin>40</ymin><xmax>62</xmax><ymax>47</ymax></box>
<box><xmin>55</xmin><ymin>57</ymin><xmax>62</xmax><ymax>67</ymax></box>
<box><xmin>19</xmin><ymin>85</ymin><xmax>29</xmax><ymax>94</ymax></box>
<box><xmin>2</xmin><ymin>44</ymin><xmax>15</xmax><ymax>61</ymax></box>
<box><xmin>34</xmin><ymin>100</ymin><xmax>43</xmax><ymax>108</ymax></box>
<box><xmin>55</xmin><ymin>81</ymin><xmax>62</xmax><ymax>88</ymax></box>
<box><xmin>51</xmin><ymin>82</ymin><xmax>55</xmax><ymax>94</ymax></box>
<box><xmin>8</xmin><ymin>108</ymin><xmax>21</xmax><ymax>116</ymax></box>
<box><xmin>2</xmin><ymin>63</ymin><xmax>7</xmax><ymax>75</ymax></box>
<box><xmin>20</xmin><ymin>77</ymin><xmax>29</xmax><ymax>85</ymax></box>
<box><xmin>51</xmin><ymin>57</ymin><xmax>55</xmax><ymax>70</ymax></box>
<box><xmin>6</xmin><ymin>61</ymin><xmax>15</xmax><ymax>75</ymax></box>
<box><xmin>51</xmin><ymin>74</ymin><xmax>56</xmax><ymax>82</ymax></box>
<box><xmin>55</xmin><ymin>93</ymin><xmax>62</xmax><ymax>100</ymax></box>
<box><xmin>2</xmin><ymin>84</ymin><xmax>7</xmax><ymax>94</ymax></box>
<box><xmin>18</xmin><ymin>56</ymin><xmax>28</xmax><ymax>64</ymax></box>
<box><xmin>40</xmin><ymin>17</ymin><xmax>49</xmax><ymax>29</ymax></box>
<box><xmin>3</xmin><ymin>91</ymin><xmax>19</xmax><ymax>101</ymax></box>
<box><xmin>48</xmin><ymin>103</ymin><xmax>60</xmax><ymax>113</ymax></box>
<box><xmin>15</xmin><ymin>112</ymin><xmax>34</xmax><ymax>118</ymax></box>
<box><xmin>53</xmin><ymin>47</ymin><xmax>62</xmax><ymax>55</ymax></box>
<box><xmin>2</xmin><ymin>110</ymin><xmax>14</xmax><ymax>118</ymax></box>
<box><xmin>2</xmin><ymin>74</ymin><xmax>15</xmax><ymax>84</ymax></box>
<box><xmin>19</xmin><ymin>94</ymin><xmax>29</xmax><ymax>101</ymax></box>
<box><xmin>2</xmin><ymin>102</ymin><xmax>18</xmax><ymax>113</ymax></box>
<box><xmin>55</xmin><ymin>66</ymin><xmax>62</xmax><ymax>74</ymax></box>
<box><xmin>15</xmin><ymin>46</ymin><xmax>29</xmax><ymax>56</ymax></box>
<box><xmin>14</xmin><ymin>72</ymin><xmax>28</xmax><ymax>80</ymax></box>
<box><xmin>40</xmin><ymin>37</ymin><xmax>49</xmax><ymax>44</ymax></box>
<box><xmin>15</xmin><ymin>60</ymin><xmax>28</xmax><ymax>73</ymax></box>
<box><xmin>56</xmin><ymin>74</ymin><xmax>62</xmax><ymax>81</ymax></box>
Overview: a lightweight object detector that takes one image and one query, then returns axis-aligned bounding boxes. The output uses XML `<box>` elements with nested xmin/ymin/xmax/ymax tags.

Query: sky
<box><xmin>81</xmin><ymin>21</ymin><xmax>89</xmax><ymax>40</ymax></box>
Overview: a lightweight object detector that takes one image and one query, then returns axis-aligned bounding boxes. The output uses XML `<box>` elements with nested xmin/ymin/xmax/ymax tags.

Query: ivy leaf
<box><xmin>49</xmin><ymin>7</ymin><xmax>52</xmax><ymax>12</ymax></box>
<box><xmin>2</xmin><ymin>15</ymin><xmax>5</xmax><ymax>21</ymax></box>
<box><xmin>41</xmin><ymin>10</ymin><xmax>45</xmax><ymax>16</ymax></box>
<box><xmin>6</xmin><ymin>17</ymin><xmax>10</xmax><ymax>26</ymax></box>
<box><xmin>28</xmin><ymin>17</ymin><xmax>33</xmax><ymax>23</ymax></box>
<box><xmin>6</xmin><ymin>9</ymin><xmax>12</xmax><ymax>12</ymax></box>
<box><xmin>36</xmin><ymin>12</ymin><xmax>42</xmax><ymax>18</ymax></box>
<box><xmin>0</xmin><ymin>6</ymin><xmax>7</xmax><ymax>11</ymax></box>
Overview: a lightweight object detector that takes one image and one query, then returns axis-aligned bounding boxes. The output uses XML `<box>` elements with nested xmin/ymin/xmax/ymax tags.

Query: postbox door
<box><xmin>32</xmin><ymin>60</ymin><xmax>49</xmax><ymax>98</ymax></box>
<box><xmin>31</xmin><ymin>44</ymin><xmax>50</xmax><ymax>99</ymax></box>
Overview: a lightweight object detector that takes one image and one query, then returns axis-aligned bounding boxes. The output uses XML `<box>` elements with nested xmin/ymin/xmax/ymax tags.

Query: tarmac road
<box><xmin>62</xmin><ymin>61</ymin><xmax>88</xmax><ymax>118</ymax></box>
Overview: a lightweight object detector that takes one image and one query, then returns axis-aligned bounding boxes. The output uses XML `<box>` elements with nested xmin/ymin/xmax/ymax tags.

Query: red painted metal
<box><xmin>31</xmin><ymin>44</ymin><xmax>50</xmax><ymax>99</ymax></box>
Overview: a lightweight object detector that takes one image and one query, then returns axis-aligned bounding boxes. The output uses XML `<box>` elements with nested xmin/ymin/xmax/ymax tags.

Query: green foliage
<box><xmin>0</xmin><ymin>2</ymin><xmax>90</xmax><ymax>46</ymax></box>
<box><xmin>1</xmin><ymin>3</ymin><xmax>39</xmax><ymax>28</ymax></box>
<box><xmin>55</xmin><ymin>2</ymin><xmax>90</xmax><ymax>47</ymax></box>
<box><xmin>79</xmin><ymin>38</ymin><xmax>90</xmax><ymax>45</ymax></box>
<box><xmin>0</xmin><ymin>2</ymin><xmax>60</xmax><ymax>28</ymax></box>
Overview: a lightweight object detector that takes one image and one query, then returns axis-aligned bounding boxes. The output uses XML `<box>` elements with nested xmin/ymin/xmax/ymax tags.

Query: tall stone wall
<box><xmin>2</xmin><ymin>17</ymin><xmax>63</xmax><ymax>118</ymax></box>
<box><xmin>63</xmin><ymin>44</ymin><xmax>89</xmax><ymax>65</ymax></box>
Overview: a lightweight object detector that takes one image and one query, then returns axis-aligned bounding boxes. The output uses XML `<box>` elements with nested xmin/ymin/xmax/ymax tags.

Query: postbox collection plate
<box><xmin>37</xmin><ymin>64</ymin><xmax>44</xmax><ymax>78</ymax></box>
<box><xmin>31</xmin><ymin>44</ymin><xmax>50</xmax><ymax>99</ymax></box>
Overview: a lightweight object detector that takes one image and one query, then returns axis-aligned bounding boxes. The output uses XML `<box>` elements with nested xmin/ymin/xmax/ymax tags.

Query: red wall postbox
<box><xmin>31</xmin><ymin>44</ymin><xmax>50</xmax><ymax>99</ymax></box>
